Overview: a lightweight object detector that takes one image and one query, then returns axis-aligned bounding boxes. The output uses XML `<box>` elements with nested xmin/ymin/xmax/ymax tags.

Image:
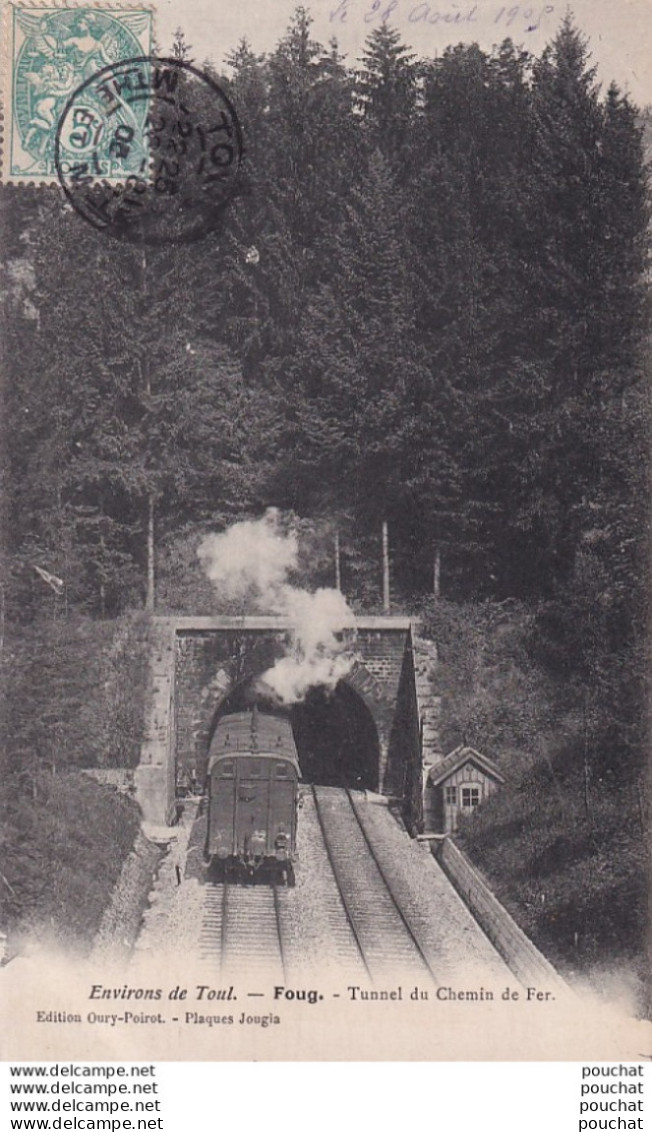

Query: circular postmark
<box><xmin>54</xmin><ymin>56</ymin><xmax>243</xmax><ymax>244</ymax></box>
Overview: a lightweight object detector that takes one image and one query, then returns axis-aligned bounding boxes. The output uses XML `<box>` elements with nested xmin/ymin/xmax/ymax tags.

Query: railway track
<box><xmin>131</xmin><ymin>775</ymin><xmax>512</xmax><ymax>988</ymax></box>
<box><xmin>311</xmin><ymin>785</ymin><xmax>437</xmax><ymax>985</ymax></box>
<box><xmin>199</xmin><ymin>878</ymin><xmax>286</xmax><ymax>981</ymax></box>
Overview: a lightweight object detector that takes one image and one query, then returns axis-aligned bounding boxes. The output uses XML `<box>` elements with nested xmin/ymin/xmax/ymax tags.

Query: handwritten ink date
<box><xmin>330</xmin><ymin>0</ymin><xmax>554</xmax><ymax>31</ymax></box>
<box><xmin>492</xmin><ymin>4</ymin><xmax>554</xmax><ymax>29</ymax></box>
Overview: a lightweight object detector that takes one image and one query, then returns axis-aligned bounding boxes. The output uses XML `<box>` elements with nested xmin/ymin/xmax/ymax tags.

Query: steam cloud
<box><xmin>197</xmin><ymin>510</ymin><xmax>358</xmax><ymax>704</ymax></box>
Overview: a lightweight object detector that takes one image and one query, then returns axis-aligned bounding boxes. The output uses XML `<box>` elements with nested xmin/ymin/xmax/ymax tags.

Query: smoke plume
<box><xmin>197</xmin><ymin>510</ymin><xmax>358</xmax><ymax>704</ymax></box>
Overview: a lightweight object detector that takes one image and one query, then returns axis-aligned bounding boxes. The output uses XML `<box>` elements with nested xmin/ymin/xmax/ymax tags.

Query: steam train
<box><xmin>204</xmin><ymin>707</ymin><xmax>300</xmax><ymax>884</ymax></box>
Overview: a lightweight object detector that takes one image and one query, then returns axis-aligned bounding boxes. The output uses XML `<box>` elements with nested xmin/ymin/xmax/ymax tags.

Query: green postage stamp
<box><xmin>3</xmin><ymin>3</ymin><xmax>153</xmax><ymax>181</ymax></box>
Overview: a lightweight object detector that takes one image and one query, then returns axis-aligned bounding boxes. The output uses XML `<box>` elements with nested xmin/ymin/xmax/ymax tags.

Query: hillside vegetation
<box><xmin>422</xmin><ymin>599</ymin><xmax>649</xmax><ymax>1008</ymax></box>
<box><xmin>0</xmin><ymin>615</ymin><xmax>151</xmax><ymax>952</ymax></box>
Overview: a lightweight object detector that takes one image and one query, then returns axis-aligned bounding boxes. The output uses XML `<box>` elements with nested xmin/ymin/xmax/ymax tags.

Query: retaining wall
<box><xmin>434</xmin><ymin>837</ymin><xmax>570</xmax><ymax>994</ymax></box>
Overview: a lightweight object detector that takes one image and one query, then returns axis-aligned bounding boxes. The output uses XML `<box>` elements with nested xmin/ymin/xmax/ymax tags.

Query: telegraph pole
<box><xmin>334</xmin><ymin>531</ymin><xmax>342</xmax><ymax>591</ymax></box>
<box><xmin>433</xmin><ymin>544</ymin><xmax>441</xmax><ymax>599</ymax></box>
<box><xmin>382</xmin><ymin>521</ymin><xmax>390</xmax><ymax>613</ymax></box>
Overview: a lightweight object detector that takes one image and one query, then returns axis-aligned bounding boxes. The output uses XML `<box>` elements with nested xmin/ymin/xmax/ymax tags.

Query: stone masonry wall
<box><xmin>173</xmin><ymin>620</ymin><xmax>413</xmax><ymax>791</ymax></box>
<box><xmin>174</xmin><ymin>627</ymin><xmax>288</xmax><ymax>779</ymax></box>
<box><xmin>138</xmin><ymin>616</ymin><xmax>422</xmax><ymax>824</ymax></box>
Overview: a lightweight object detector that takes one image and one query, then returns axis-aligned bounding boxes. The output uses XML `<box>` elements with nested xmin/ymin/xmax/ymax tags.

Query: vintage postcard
<box><xmin>0</xmin><ymin>0</ymin><xmax>650</xmax><ymax>1063</ymax></box>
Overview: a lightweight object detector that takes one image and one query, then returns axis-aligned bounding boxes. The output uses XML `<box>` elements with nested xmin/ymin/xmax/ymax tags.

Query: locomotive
<box><xmin>204</xmin><ymin>707</ymin><xmax>300</xmax><ymax>884</ymax></box>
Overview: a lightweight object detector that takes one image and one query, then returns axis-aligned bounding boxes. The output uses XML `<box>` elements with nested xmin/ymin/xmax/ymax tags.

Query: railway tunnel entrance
<box><xmin>290</xmin><ymin>683</ymin><xmax>380</xmax><ymax>791</ymax></box>
<box><xmin>137</xmin><ymin>616</ymin><xmax>435</xmax><ymax>830</ymax></box>
<box><xmin>208</xmin><ymin>675</ymin><xmax>381</xmax><ymax>792</ymax></box>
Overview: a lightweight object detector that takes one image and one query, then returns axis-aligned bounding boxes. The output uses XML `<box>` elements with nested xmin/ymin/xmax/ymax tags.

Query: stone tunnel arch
<box><xmin>139</xmin><ymin>616</ymin><xmax>428</xmax><ymax>828</ymax></box>
<box><xmin>207</xmin><ymin>673</ymin><xmax>382</xmax><ymax>792</ymax></box>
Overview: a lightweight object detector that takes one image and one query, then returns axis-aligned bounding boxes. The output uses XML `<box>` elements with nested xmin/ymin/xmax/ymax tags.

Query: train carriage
<box><xmin>204</xmin><ymin>708</ymin><xmax>300</xmax><ymax>884</ymax></box>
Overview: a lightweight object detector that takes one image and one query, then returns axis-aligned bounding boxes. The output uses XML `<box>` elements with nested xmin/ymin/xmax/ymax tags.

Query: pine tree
<box><xmin>270</xmin><ymin>148</ymin><xmax>452</xmax><ymax>594</ymax></box>
<box><xmin>171</xmin><ymin>27</ymin><xmax>193</xmax><ymax>61</ymax></box>
<box><xmin>1</xmin><ymin>188</ymin><xmax>260</xmax><ymax>614</ymax></box>
<box><xmin>413</xmin><ymin>42</ymin><xmax>537</xmax><ymax>593</ymax></box>
<box><xmin>518</xmin><ymin>19</ymin><xmax>632</xmax><ymax>587</ymax></box>
<box><xmin>355</xmin><ymin>24</ymin><xmax>418</xmax><ymax>168</ymax></box>
<box><xmin>219</xmin><ymin>11</ymin><xmax>358</xmax><ymax>378</ymax></box>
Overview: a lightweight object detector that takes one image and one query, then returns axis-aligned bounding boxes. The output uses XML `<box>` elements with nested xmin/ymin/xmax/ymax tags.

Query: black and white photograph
<box><xmin>0</xmin><ymin>0</ymin><xmax>650</xmax><ymax>1062</ymax></box>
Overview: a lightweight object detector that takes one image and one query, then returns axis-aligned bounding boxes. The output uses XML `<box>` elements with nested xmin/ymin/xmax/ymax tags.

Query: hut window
<box><xmin>461</xmin><ymin>786</ymin><xmax>480</xmax><ymax>810</ymax></box>
<box><xmin>444</xmin><ymin>786</ymin><xmax>457</xmax><ymax>805</ymax></box>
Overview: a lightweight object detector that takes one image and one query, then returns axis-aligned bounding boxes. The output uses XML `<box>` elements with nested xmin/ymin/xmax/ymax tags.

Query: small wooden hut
<box><xmin>425</xmin><ymin>745</ymin><xmax>504</xmax><ymax>834</ymax></box>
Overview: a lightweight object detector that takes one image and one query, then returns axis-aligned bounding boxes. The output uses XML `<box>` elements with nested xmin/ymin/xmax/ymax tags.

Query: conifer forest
<box><xmin>0</xmin><ymin>11</ymin><xmax>649</xmax><ymax>1005</ymax></box>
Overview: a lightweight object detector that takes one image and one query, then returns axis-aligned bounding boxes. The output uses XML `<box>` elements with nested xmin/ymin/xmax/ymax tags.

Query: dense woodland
<box><xmin>0</xmin><ymin>12</ymin><xmax>649</xmax><ymax>991</ymax></box>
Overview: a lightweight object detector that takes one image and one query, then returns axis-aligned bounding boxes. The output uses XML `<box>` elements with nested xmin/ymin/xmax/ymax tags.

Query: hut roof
<box><xmin>428</xmin><ymin>745</ymin><xmax>505</xmax><ymax>787</ymax></box>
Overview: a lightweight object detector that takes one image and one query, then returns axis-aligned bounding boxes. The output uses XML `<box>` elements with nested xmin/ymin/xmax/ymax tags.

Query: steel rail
<box><xmin>344</xmin><ymin>788</ymin><xmax>438</xmax><ymax>985</ymax></box>
<box><xmin>312</xmin><ymin>784</ymin><xmax>435</xmax><ymax>983</ymax></box>
<box><xmin>272</xmin><ymin>881</ymin><xmax>288</xmax><ymax>982</ymax></box>
<box><xmin>310</xmin><ymin>785</ymin><xmax>373</xmax><ymax>981</ymax></box>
